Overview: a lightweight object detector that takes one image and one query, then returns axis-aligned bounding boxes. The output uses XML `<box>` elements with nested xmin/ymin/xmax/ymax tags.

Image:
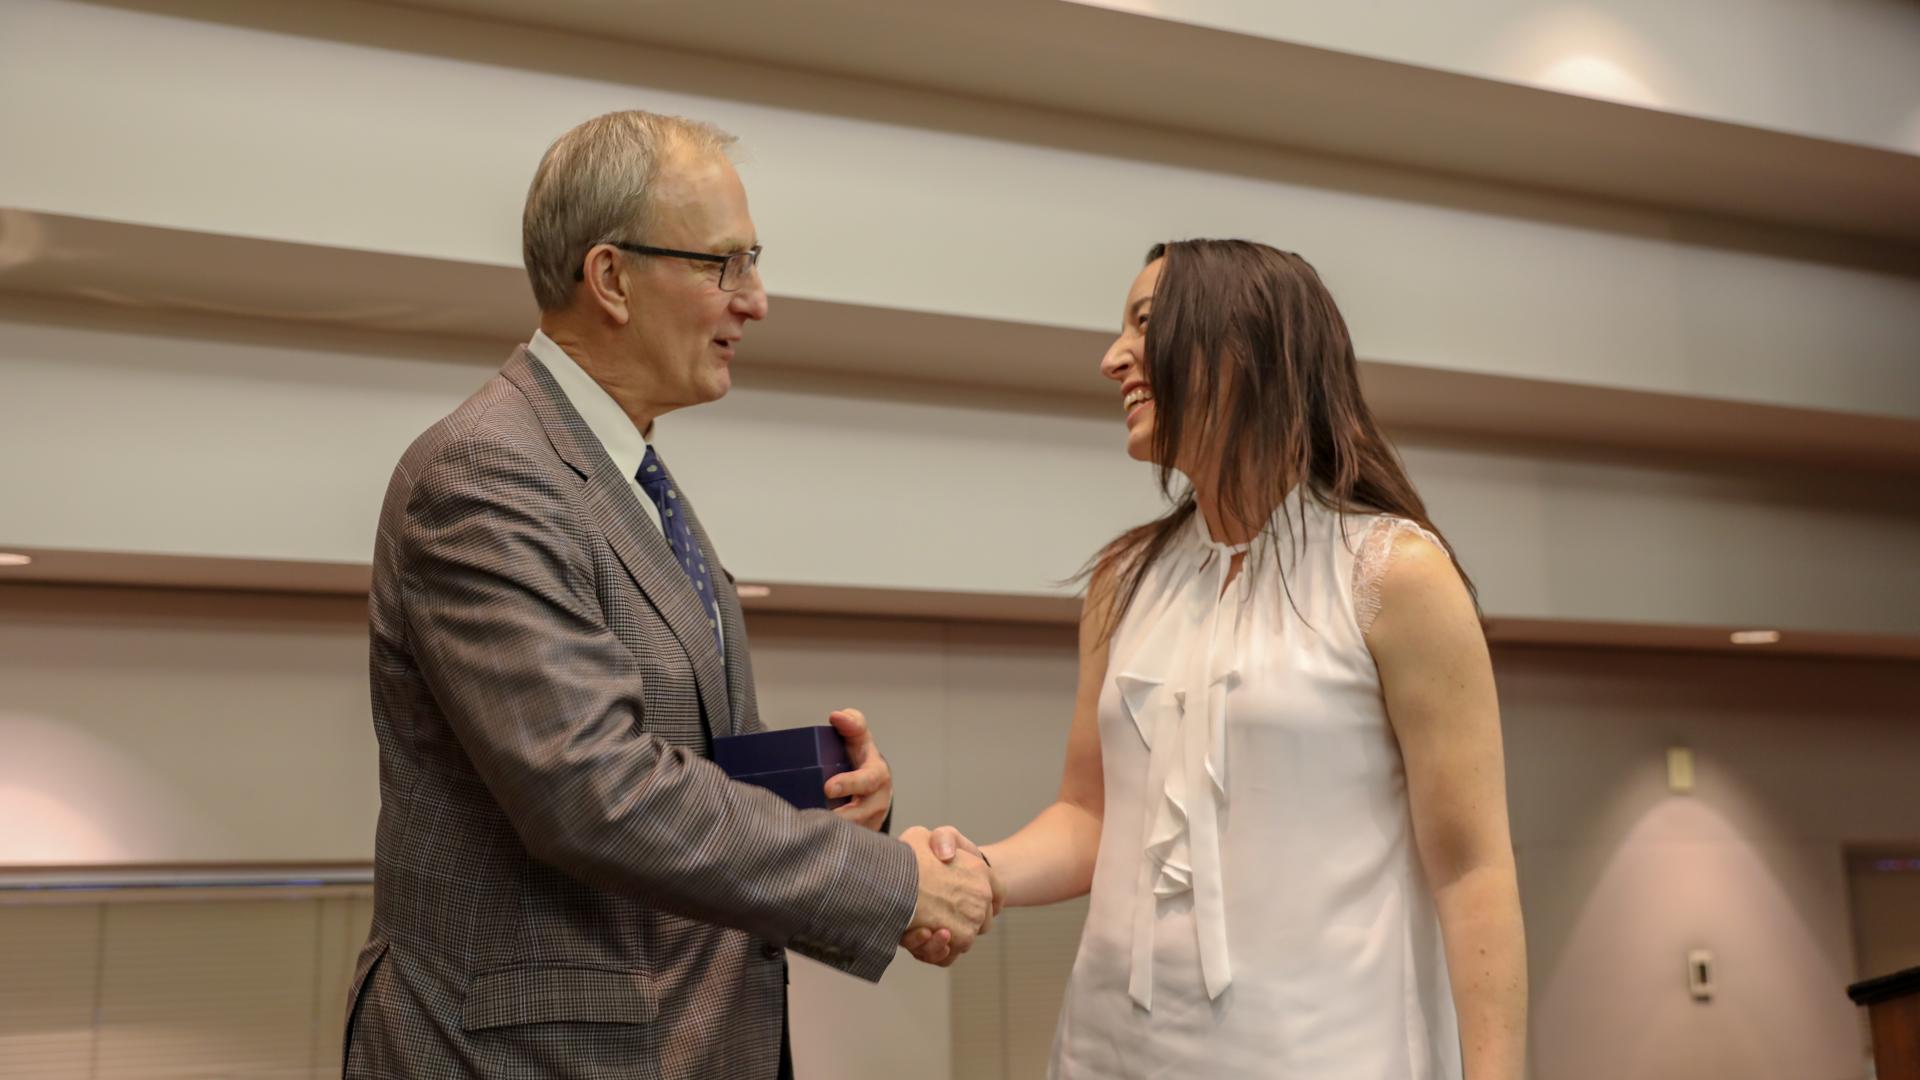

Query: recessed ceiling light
<box><xmin>735</xmin><ymin>584</ymin><xmax>772</xmax><ymax>599</ymax></box>
<box><xmin>1730</xmin><ymin>630</ymin><xmax>1781</xmax><ymax>645</ymax></box>
<box><xmin>0</xmin><ymin>553</ymin><xmax>32</xmax><ymax>567</ymax></box>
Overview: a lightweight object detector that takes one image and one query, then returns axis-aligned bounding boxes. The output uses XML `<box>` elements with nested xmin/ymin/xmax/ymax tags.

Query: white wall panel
<box><xmin>7</xmin><ymin>301</ymin><xmax>1917</xmax><ymax>636</ymax></box>
<box><xmin>1074</xmin><ymin>0</ymin><xmax>1920</xmax><ymax>152</ymax></box>
<box><xmin>3</xmin><ymin>0</ymin><xmax>1916</xmax><ymax>417</ymax></box>
<box><xmin>0</xmin><ymin>587</ymin><xmax>374</xmax><ymax>865</ymax></box>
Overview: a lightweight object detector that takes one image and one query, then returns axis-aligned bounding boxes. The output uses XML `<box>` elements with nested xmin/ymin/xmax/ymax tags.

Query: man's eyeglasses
<box><xmin>578</xmin><ymin>242</ymin><xmax>763</xmax><ymax>292</ymax></box>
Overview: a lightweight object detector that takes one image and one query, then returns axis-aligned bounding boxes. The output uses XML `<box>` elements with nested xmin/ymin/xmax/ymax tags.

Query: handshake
<box><xmin>899</xmin><ymin>825</ymin><xmax>1004</xmax><ymax>966</ymax></box>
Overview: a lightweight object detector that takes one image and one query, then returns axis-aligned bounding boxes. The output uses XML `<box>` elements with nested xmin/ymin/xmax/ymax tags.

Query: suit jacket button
<box><xmin>762</xmin><ymin>943</ymin><xmax>783</xmax><ymax>961</ymax></box>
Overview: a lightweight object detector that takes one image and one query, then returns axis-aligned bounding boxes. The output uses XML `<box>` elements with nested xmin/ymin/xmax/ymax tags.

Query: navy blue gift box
<box><xmin>711</xmin><ymin>726</ymin><xmax>852</xmax><ymax>811</ymax></box>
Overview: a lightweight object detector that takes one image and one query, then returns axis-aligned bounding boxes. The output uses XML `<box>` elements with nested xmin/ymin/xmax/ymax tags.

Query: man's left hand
<box><xmin>826</xmin><ymin>707</ymin><xmax>891</xmax><ymax>831</ymax></box>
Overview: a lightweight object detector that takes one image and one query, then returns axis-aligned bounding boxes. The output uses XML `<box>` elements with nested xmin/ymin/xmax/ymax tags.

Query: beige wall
<box><xmin>4</xmin><ymin>585</ymin><xmax>1915</xmax><ymax>1078</ymax></box>
<box><xmin>1498</xmin><ymin>647</ymin><xmax>1920</xmax><ymax>1080</ymax></box>
<box><xmin>1075</xmin><ymin>0</ymin><xmax>1920</xmax><ymax>152</ymax></box>
<box><xmin>0</xmin><ymin>586</ymin><xmax>374</xmax><ymax>864</ymax></box>
<box><xmin>5</xmin><ymin>0</ymin><xmax>1916</xmax><ymax>646</ymax></box>
<box><xmin>5</xmin><ymin>0</ymin><xmax>1916</xmax><ymax>418</ymax></box>
<box><xmin>0</xmin><ymin>892</ymin><xmax>374</xmax><ymax>1080</ymax></box>
<box><xmin>1849</xmin><ymin>855</ymin><xmax>1920</xmax><ymax>982</ymax></box>
<box><xmin>7</xmin><ymin>298</ymin><xmax>1918</xmax><ymax>636</ymax></box>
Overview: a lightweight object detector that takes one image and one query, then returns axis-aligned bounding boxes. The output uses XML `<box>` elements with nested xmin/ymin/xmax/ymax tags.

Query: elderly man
<box><xmin>343</xmin><ymin>110</ymin><xmax>994</xmax><ymax>1080</ymax></box>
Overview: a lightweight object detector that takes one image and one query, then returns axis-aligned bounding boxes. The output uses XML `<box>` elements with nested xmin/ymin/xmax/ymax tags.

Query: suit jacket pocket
<box><xmin>460</xmin><ymin>966</ymin><xmax>660</xmax><ymax>1030</ymax></box>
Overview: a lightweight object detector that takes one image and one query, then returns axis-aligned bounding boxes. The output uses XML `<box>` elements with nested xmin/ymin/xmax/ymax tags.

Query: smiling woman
<box><xmin>916</xmin><ymin>239</ymin><xmax>1526</xmax><ymax>1080</ymax></box>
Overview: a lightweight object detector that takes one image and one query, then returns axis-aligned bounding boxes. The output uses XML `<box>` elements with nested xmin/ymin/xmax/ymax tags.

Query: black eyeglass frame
<box><xmin>576</xmin><ymin>241</ymin><xmax>763</xmax><ymax>291</ymax></box>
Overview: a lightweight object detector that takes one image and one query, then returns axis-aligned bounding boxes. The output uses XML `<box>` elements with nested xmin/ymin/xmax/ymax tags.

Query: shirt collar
<box><xmin>526</xmin><ymin>329</ymin><xmax>651</xmax><ymax>482</ymax></box>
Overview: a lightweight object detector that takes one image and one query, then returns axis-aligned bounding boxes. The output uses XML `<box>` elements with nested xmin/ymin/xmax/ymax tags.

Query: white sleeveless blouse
<box><xmin>1049</xmin><ymin>495</ymin><xmax>1461</xmax><ymax>1079</ymax></box>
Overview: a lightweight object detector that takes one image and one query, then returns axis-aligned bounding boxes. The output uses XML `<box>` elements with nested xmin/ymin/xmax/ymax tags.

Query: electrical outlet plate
<box><xmin>1687</xmin><ymin>948</ymin><xmax>1713</xmax><ymax>1000</ymax></box>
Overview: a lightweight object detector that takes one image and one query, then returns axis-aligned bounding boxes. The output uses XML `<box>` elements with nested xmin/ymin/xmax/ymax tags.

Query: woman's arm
<box><xmin>1366</xmin><ymin>532</ymin><xmax>1528</xmax><ymax>1080</ymax></box>
<box><xmin>903</xmin><ymin>568</ymin><xmax>1117</xmax><ymax>963</ymax></box>
<box><xmin>978</xmin><ymin>564</ymin><xmax>1114</xmax><ymax>906</ymax></box>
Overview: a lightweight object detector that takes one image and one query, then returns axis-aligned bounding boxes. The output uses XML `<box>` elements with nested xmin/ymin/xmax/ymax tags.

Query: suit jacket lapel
<box><xmin>504</xmin><ymin>348</ymin><xmax>732</xmax><ymax>736</ymax></box>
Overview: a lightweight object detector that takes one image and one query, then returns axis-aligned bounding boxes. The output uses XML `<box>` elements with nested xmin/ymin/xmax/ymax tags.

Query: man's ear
<box><xmin>581</xmin><ymin>244</ymin><xmax>635</xmax><ymax>327</ymax></box>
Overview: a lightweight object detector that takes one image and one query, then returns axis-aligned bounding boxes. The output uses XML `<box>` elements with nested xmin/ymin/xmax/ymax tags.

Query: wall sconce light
<box><xmin>1667</xmin><ymin>746</ymin><xmax>1695</xmax><ymax>794</ymax></box>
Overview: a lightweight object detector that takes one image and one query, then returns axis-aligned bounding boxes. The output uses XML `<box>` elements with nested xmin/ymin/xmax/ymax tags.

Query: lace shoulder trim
<box><xmin>1352</xmin><ymin>516</ymin><xmax>1445</xmax><ymax>635</ymax></box>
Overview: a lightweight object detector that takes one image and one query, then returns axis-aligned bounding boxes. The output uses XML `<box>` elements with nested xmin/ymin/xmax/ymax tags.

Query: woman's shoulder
<box><xmin>1346</xmin><ymin>513</ymin><xmax>1451</xmax><ymax>635</ymax></box>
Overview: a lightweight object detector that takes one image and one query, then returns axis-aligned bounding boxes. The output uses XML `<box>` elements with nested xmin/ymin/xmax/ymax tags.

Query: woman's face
<box><xmin>1099</xmin><ymin>258</ymin><xmax>1163</xmax><ymax>464</ymax></box>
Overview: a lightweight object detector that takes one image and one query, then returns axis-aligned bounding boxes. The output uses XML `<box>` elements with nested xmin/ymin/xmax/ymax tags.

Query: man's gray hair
<box><xmin>522</xmin><ymin>110</ymin><xmax>737</xmax><ymax>312</ymax></box>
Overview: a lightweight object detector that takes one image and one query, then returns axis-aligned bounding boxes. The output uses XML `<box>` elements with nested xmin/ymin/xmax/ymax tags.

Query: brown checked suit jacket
<box><xmin>344</xmin><ymin>346</ymin><xmax>917</xmax><ymax>1079</ymax></box>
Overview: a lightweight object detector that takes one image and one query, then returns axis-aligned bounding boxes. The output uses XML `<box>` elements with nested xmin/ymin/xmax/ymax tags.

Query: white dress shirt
<box><xmin>525</xmin><ymin>331</ymin><xmax>722</xmax><ymax>659</ymax></box>
<box><xmin>526</xmin><ymin>329</ymin><xmax>663</xmax><ymax>536</ymax></box>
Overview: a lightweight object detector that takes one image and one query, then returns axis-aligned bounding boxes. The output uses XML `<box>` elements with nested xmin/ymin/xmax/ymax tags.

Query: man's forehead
<box><xmin>656</xmin><ymin>146</ymin><xmax>737</xmax><ymax>198</ymax></box>
<box><xmin>648</xmin><ymin>159</ymin><xmax>754</xmax><ymax>248</ymax></box>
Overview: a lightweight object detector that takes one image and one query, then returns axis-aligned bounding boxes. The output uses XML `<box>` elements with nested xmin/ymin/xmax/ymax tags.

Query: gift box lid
<box><xmin>731</xmin><ymin>764</ymin><xmax>853</xmax><ymax>811</ymax></box>
<box><xmin>711</xmin><ymin>725</ymin><xmax>850</xmax><ymax>777</ymax></box>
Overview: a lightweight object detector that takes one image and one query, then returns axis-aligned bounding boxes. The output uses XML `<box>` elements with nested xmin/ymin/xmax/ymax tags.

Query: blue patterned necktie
<box><xmin>636</xmin><ymin>446</ymin><xmax>724</xmax><ymax>657</ymax></box>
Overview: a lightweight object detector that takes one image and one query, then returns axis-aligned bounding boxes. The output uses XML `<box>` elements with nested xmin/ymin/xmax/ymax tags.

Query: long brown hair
<box><xmin>1087</xmin><ymin>239</ymin><xmax>1474</xmax><ymax>638</ymax></box>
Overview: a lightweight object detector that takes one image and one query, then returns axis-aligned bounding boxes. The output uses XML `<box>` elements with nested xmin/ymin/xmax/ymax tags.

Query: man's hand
<box><xmin>899</xmin><ymin>825</ymin><xmax>994</xmax><ymax>966</ymax></box>
<box><xmin>899</xmin><ymin>825</ymin><xmax>1003</xmax><ymax>966</ymax></box>
<box><xmin>827</xmin><ymin>708</ymin><xmax>891</xmax><ymax>831</ymax></box>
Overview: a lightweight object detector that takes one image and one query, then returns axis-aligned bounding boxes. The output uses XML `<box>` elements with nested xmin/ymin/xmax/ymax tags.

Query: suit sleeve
<box><xmin>398</xmin><ymin>441</ymin><xmax>917</xmax><ymax>980</ymax></box>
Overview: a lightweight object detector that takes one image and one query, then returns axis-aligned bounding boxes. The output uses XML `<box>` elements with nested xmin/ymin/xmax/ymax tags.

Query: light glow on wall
<box><xmin>1533</xmin><ymin>53</ymin><xmax>1664</xmax><ymax>109</ymax></box>
<box><xmin>0</xmin><ymin>712</ymin><xmax>202</xmax><ymax>865</ymax></box>
<box><xmin>0</xmin><ymin>785</ymin><xmax>125</xmax><ymax>863</ymax></box>
<box><xmin>1492</xmin><ymin>8</ymin><xmax>1675</xmax><ymax>111</ymax></box>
